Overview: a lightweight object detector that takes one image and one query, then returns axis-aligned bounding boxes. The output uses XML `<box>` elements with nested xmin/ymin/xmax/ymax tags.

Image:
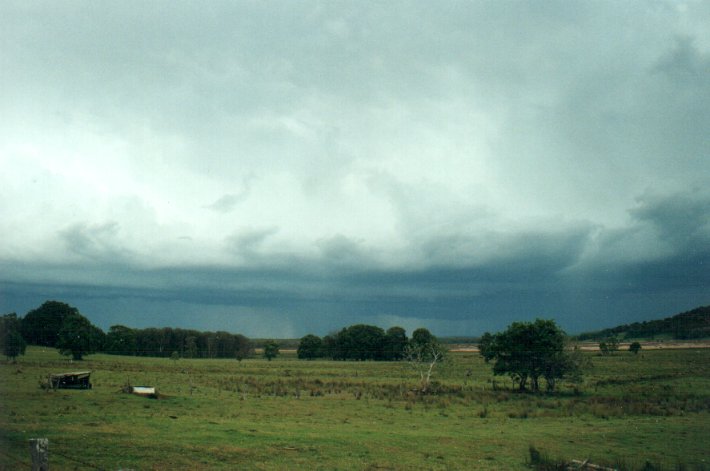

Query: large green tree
<box><xmin>56</xmin><ymin>313</ymin><xmax>105</xmax><ymax>360</ymax></box>
<box><xmin>383</xmin><ymin>326</ymin><xmax>408</xmax><ymax>361</ymax></box>
<box><xmin>21</xmin><ymin>300</ymin><xmax>79</xmax><ymax>347</ymax></box>
<box><xmin>480</xmin><ymin>319</ymin><xmax>580</xmax><ymax>392</ymax></box>
<box><xmin>1</xmin><ymin>313</ymin><xmax>27</xmax><ymax>361</ymax></box>
<box><xmin>297</xmin><ymin>334</ymin><xmax>323</xmax><ymax>360</ymax></box>
<box><xmin>105</xmin><ymin>325</ymin><xmax>138</xmax><ymax>356</ymax></box>
<box><xmin>334</xmin><ymin>324</ymin><xmax>386</xmax><ymax>360</ymax></box>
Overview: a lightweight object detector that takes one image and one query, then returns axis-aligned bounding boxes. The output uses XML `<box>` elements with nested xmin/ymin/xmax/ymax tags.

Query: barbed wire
<box><xmin>51</xmin><ymin>447</ymin><xmax>105</xmax><ymax>470</ymax></box>
<box><xmin>1</xmin><ymin>437</ymin><xmax>105</xmax><ymax>471</ymax></box>
<box><xmin>0</xmin><ymin>447</ymin><xmax>30</xmax><ymax>469</ymax></box>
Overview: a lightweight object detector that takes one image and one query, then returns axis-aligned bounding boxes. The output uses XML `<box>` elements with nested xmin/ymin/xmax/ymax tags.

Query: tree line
<box><xmin>3</xmin><ymin>300</ymin><xmax>444</xmax><ymax>368</ymax></box>
<box><xmin>105</xmin><ymin>325</ymin><xmax>253</xmax><ymax>360</ymax></box>
<box><xmin>297</xmin><ymin>325</ymin><xmax>448</xmax><ymax>392</ymax></box>
<box><xmin>4</xmin><ymin>300</ymin><xmax>601</xmax><ymax>394</ymax></box>
<box><xmin>296</xmin><ymin>325</ymin><xmax>436</xmax><ymax>361</ymax></box>
<box><xmin>3</xmin><ymin>300</ymin><xmax>254</xmax><ymax>361</ymax></box>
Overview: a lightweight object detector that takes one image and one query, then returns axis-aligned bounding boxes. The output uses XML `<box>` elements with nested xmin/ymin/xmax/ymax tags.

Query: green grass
<box><xmin>1</xmin><ymin>347</ymin><xmax>709</xmax><ymax>470</ymax></box>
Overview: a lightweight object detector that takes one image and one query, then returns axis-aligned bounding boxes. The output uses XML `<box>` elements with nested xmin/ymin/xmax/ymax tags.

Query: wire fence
<box><xmin>1</xmin><ymin>437</ymin><xmax>106</xmax><ymax>471</ymax></box>
<box><xmin>0</xmin><ymin>447</ymin><xmax>29</xmax><ymax>469</ymax></box>
<box><xmin>51</xmin><ymin>447</ymin><xmax>105</xmax><ymax>470</ymax></box>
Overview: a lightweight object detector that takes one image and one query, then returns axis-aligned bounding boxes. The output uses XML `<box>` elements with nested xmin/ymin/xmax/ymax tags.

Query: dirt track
<box><xmin>450</xmin><ymin>340</ymin><xmax>710</xmax><ymax>352</ymax></box>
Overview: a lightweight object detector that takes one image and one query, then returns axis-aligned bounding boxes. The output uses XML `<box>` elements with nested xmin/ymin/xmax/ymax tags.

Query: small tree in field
<box><xmin>629</xmin><ymin>341</ymin><xmax>642</xmax><ymax>355</ymax></box>
<box><xmin>263</xmin><ymin>341</ymin><xmax>279</xmax><ymax>361</ymax></box>
<box><xmin>404</xmin><ymin>328</ymin><xmax>447</xmax><ymax>392</ymax></box>
<box><xmin>1</xmin><ymin>313</ymin><xmax>27</xmax><ymax>362</ymax></box>
<box><xmin>599</xmin><ymin>336</ymin><xmax>619</xmax><ymax>356</ymax></box>
<box><xmin>480</xmin><ymin>319</ymin><xmax>582</xmax><ymax>392</ymax></box>
<box><xmin>234</xmin><ymin>334</ymin><xmax>254</xmax><ymax>362</ymax></box>
<box><xmin>598</xmin><ymin>341</ymin><xmax>608</xmax><ymax>355</ymax></box>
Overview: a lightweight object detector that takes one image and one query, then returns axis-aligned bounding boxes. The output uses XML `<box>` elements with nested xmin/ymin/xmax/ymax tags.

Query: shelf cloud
<box><xmin>1</xmin><ymin>1</ymin><xmax>708</xmax><ymax>336</ymax></box>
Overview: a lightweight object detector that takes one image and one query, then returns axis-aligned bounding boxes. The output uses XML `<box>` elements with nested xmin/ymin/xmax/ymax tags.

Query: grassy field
<box><xmin>1</xmin><ymin>346</ymin><xmax>709</xmax><ymax>470</ymax></box>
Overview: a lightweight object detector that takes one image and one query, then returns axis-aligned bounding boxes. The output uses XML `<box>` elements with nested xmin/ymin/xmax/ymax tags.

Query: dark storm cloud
<box><xmin>1</xmin><ymin>1</ymin><xmax>709</xmax><ymax>336</ymax></box>
<box><xmin>631</xmin><ymin>189</ymin><xmax>710</xmax><ymax>250</ymax></box>
<box><xmin>584</xmin><ymin>188</ymin><xmax>710</xmax><ymax>291</ymax></box>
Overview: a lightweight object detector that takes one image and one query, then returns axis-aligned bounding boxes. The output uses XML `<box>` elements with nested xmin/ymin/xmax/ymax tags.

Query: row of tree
<box><xmin>6</xmin><ymin>300</ymin><xmax>593</xmax><ymax>394</ymax></box>
<box><xmin>297</xmin><ymin>325</ymin><xmax>438</xmax><ymax>361</ymax></box>
<box><xmin>105</xmin><ymin>325</ymin><xmax>254</xmax><ymax>360</ymax></box>
<box><xmin>297</xmin><ymin>325</ymin><xmax>447</xmax><ymax>391</ymax></box>
<box><xmin>5</xmin><ymin>300</ymin><xmax>256</xmax><ymax>361</ymax></box>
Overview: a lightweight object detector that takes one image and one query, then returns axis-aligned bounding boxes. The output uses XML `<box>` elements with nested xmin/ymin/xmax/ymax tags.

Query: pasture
<box><xmin>1</xmin><ymin>346</ymin><xmax>709</xmax><ymax>470</ymax></box>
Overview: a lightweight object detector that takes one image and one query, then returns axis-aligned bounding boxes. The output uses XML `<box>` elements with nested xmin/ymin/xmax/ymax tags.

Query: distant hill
<box><xmin>439</xmin><ymin>336</ymin><xmax>480</xmax><ymax>345</ymax></box>
<box><xmin>576</xmin><ymin>305</ymin><xmax>710</xmax><ymax>341</ymax></box>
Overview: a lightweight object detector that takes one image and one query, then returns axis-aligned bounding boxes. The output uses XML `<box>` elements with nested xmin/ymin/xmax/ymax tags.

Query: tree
<box><xmin>297</xmin><ymin>334</ymin><xmax>323</xmax><ymax>360</ymax></box>
<box><xmin>263</xmin><ymin>340</ymin><xmax>279</xmax><ymax>361</ymax></box>
<box><xmin>608</xmin><ymin>336</ymin><xmax>619</xmax><ymax>353</ymax></box>
<box><xmin>334</xmin><ymin>324</ymin><xmax>386</xmax><ymax>360</ymax></box>
<box><xmin>184</xmin><ymin>336</ymin><xmax>198</xmax><ymax>358</ymax></box>
<box><xmin>598</xmin><ymin>340</ymin><xmax>609</xmax><ymax>355</ymax></box>
<box><xmin>105</xmin><ymin>325</ymin><xmax>137</xmax><ymax>356</ymax></box>
<box><xmin>599</xmin><ymin>336</ymin><xmax>619</xmax><ymax>356</ymax></box>
<box><xmin>411</xmin><ymin>327</ymin><xmax>434</xmax><ymax>346</ymax></box>
<box><xmin>542</xmin><ymin>345</ymin><xmax>590</xmax><ymax>392</ymax></box>
<box><xmin>629</xmin><ymin>341</ymin><xmax>642</xmax><ymax>355</ymax></box>
<box><xmin>56</xmin><ymin>313</ymin><xmax>105</xmax><ymax>360</ymax></box>
<box><xmin>383</xmin><ymin>326</ymin><xmax>408</xmax><ymax>361</ymax></box>
<box><xmin>404</xmin><ymin>328</ymin><xmax>447</xmax><ymax>392</ymax></box>
<box><xmin>234</xmin><ymin>334</ymin><xmax>254</xmax><ymax>361</ymax></box>
<box><xmin>1</xmin><ymin>313</ymin><xmax>27</xmax><ymax>361</ymax></box>
<box><xmin>21</xmin><ymin>300</ymin><xmax>79</xmax><ymax>347</ymax></box>
<box><xmin>480</xmin><ymin>319</ymin><xmax>580</xmax><ymax>392</ymax></box>
<box><xmin>322</xmin><ymin>334</ymin><xmax>339</xmax><ymax>359</ymax></box>
<box><xmin>478</xmin><ymin>332</ymin><xmax>495</xmax><ymax>362</ymax></box>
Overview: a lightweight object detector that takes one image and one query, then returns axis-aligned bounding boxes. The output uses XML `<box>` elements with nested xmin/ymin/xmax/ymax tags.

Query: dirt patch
<box><xmin>450</xmin><ymin>340</ymin><xmax>710</xmax><ymax>352</ymax></box>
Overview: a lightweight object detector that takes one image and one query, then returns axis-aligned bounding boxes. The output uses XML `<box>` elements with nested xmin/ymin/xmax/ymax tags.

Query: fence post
<box><xmin>29</xmin><ymin>438</ymin><xmax>49</xmax><ymax>471</ymax></box>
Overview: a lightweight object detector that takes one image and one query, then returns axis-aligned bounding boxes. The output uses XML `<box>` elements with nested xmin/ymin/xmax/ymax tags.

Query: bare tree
<box><xmin>403</xmin><ymin>328</ymin><xmax>447</xmax><ymax>393</ymax></box>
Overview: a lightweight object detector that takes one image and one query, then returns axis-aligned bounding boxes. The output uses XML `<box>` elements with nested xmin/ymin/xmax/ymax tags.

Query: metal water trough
<box><xmin>123</xmin><ymin>385</ymin><xmax>159</xmax><ymax>398</ymax></box>
<box><xmin>130</xmin><ymin>386</ymin><xmax>156</xmax><ymax>396</ymax></box>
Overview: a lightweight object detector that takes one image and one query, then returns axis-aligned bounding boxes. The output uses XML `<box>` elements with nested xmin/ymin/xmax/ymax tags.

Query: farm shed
<box><xmin>47</xmin><ymin>371</ymin><xmax>92</xmax><ymax>390</ymax></box>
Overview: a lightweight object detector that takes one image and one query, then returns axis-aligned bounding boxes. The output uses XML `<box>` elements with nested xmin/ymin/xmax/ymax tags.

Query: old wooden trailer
<box><xmin>46</xmin><ymin>371</ymin><xmax>93</xmax><ymax>390</ymax></box>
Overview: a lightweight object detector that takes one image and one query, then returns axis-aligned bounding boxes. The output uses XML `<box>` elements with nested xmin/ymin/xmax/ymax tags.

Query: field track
<box><xmin>450</xmin><ymin>340</ymin><xmax>710</xmax><ymax>352</ymax></box>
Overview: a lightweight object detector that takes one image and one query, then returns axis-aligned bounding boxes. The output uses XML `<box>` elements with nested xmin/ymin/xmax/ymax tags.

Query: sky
<box><xmin>1</xmin><ymin>1</ymin><xmax>709</xmax><ymax>338</ymax></box>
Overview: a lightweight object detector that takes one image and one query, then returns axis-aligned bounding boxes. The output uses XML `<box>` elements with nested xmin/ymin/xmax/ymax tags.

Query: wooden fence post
<box><xmin>29</xmin><ymin>438</ymin><xmax>49</xmax><ymax>471</ymax></box>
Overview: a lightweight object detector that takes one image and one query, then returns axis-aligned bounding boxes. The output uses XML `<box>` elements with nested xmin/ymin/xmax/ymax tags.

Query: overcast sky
<box><xmin>1</xmin><ymin>1</ymin><xmax>709</xmax><ymax>338</ymax></box>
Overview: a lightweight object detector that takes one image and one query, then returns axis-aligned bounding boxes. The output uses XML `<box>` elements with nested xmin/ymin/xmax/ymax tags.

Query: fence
<box><xmin>0</xmin><ymin>438</ymin><xmax>105</xmax><ymax>471</ymax></box>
